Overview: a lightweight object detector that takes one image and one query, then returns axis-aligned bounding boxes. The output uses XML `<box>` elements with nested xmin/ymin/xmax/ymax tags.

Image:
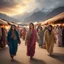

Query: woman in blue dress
<box><xmin>7</xmin><ymin>25</ymin><xmax>21</xmax><ymax>60</ymax></box>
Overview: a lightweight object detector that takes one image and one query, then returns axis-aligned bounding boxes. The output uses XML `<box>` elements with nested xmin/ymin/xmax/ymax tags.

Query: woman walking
<box><xmin>7</xmin><ymin>25</ymin><xmax>21</xmax><ymax>60</ymax></box>
<box><xmin>37</xmin><ymin>27</ymin><xmax>44</xmax><ymax>47</ymax></box>
<box><xmin>22</xmin><ymin>28</ymin><xmax>26</xmax><ymax>40</ymax></box>
<box><xmin>25</xmin><ymin>23</ymin><xmax>37</xmax><ymax>59</ymax></box>
<box><xmin>44</xmin><ymin>25</ymin><xmax>56</xmax><ymax>55</ymax></box>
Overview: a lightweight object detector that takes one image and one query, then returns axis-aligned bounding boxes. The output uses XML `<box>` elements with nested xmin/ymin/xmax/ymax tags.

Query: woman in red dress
<box><xmin>25</xmin><ymin>23</ymin><xmax>37</xmax><ymax>59</ymax></box>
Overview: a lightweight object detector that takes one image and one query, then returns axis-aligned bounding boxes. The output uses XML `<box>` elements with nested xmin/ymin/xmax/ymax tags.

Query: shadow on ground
<box><xmin>0</xmin><ymin>60</ymin><xmax>23</xmax><ymax>64</ymax></box>
<box><xmin>30</xmin><ymin>58</ymin><xmax>46</xmax><ymax>64</ymax></box>
<box><xmin>0</xmin><ymin>48</ymin><xmax>23</xmax><ymax>64</ymax></box>
<box><xmin>9</xmin><ymin>60</ymin><xmax>23</xmax><ymax>64</ymax></box>
<box><xmin>49</xmin><ymin>53</ymin><xmax>64</xmax><ymax>63</ymax></box>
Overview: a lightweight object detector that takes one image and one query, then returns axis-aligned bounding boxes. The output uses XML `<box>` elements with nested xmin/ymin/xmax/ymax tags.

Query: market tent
<box><xmin>41</xmin><ymin>12</ymin><xmax>64</xmax><ymax>25</ymax></box>
<box><xmin>48</xmin><ymin>12</ymin><xmax>64</xmax><ymax>24</ymax></box>
<box><xmin>0</xmin><ymin>19</ymin><xmax>8</xmax><ymax>25</ymax></box>
<box><xmin>51</xmin><ymin>18</ymin><xmax>64</xmax><ymax>24</ymax></box>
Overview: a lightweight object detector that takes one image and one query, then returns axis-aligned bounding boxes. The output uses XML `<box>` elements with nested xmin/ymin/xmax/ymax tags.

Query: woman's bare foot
<box><xmin>30</xmin><ymin>56</ymin><xmax>33</xmax><ymax>60</ymax></box>
<box><xmin>11</xmin><ymin>55</ymin><xmax>14</xmax><ymax>61</ymax></box>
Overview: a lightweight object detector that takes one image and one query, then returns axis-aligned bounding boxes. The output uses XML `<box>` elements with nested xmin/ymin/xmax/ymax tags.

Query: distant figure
<box><xmin>7</xmin><ymin>25</ymin><xmax>21</xmax><ymax>61</ymax></box>
<box><xmin>0</xmin><ymin>27</ymin><xmax>2</xmax><ymax>48</ymax></box>
<box><xmin>20</xmin><ymin>29</ymin><xmax>22</xmax><ymax>38</ymax></box>
<box><xmin>25</xmin><ymin>23</ymin><xmax>37</xmax><ymax>59</ymax></box>
<box><xmin>37</xmin><ymin>27</ymin><xmax>44</xmax><ymax>47</ymax></box>
<box><xmin>62</xmin><ymin>27</ymin><xmax>64</xmax><ymax>47</ymax></box>
<box><xmin>1</xmin><ymin>28</ymin><xmax>7</xmax><ymax>48</ymax></box>
<box><xmin>43</xmin><ymin>25</ymin><xmax>56</xmax><ymax>55</ymax></box>
<box><xmin>16</xmin><ymin>25</ymin><xmax>20</xmax><ymax>37</ymax></box>
<box><xmin>37</xmin><ymin>24</ymin><xmax>41</xmax><ymax>32</ymax></box>
<box><xmin>22</xmin><ymin>28</ymin><xmax>26</xmax><ymax>40</ymax></box>
<box><xmin>57</xmin><ymin>26</ymin><xmax>62</xmax><ymax>47</ymax></box>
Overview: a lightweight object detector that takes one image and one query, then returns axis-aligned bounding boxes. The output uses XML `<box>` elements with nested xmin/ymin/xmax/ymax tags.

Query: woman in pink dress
<box><xmin>25</xmin><ymin>23</ymin><xmax>37</xmax><ymax>59</ymax></box>
<box><xmin>22</xmin><ymin>28</ymin><xmax>26</xmax><ymax>40</ymax></box>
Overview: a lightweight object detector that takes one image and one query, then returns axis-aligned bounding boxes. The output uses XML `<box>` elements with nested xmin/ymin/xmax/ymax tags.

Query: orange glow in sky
<box><xmin>0</xmin><ymin>0</ymin><xmax>37</xmax><ymax>16</ymax></box>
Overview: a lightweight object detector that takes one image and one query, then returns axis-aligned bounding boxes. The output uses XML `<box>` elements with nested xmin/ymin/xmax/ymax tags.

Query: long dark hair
<box><xmin>8</xmin><ymin>25</ymin><xmax>17</xmax><ymax>35</ymax></box>
<box><xmin>10</xmin><ymin>25</ymin><xmax>16</xmax><ymax>31</ymax></box>
<box><xmin>29</xmin><ymin>23</ymin><xmax>34</xmax><ymax>30</ymax></box>
<box><xmin>7</xmin><ymin>25</ymin><xmax>17</xmax><ymax>38</ymax></box>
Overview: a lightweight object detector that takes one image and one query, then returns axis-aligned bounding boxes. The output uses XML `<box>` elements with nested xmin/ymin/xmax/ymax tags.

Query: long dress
<box><xmin>7</xmin><ymin>30</ymin><xmax>20</xmax><ymax>56</ymax></box>
<box><xmin>57</xmin><ymin>27</ymin><xmax>62</xmax><ymax>47</ymax></box>
<box><xmin>54</xmin><ymin>27</ymin><xmax>58</xmax><ymax>44</ymax></box>
<box><xmin>38</xmin><ymin>30</ymin><xmax>44</xmax><ymax>47</ymax></box>
<box><xmin>44</xmin><ymin>30</ymin><xmax>56</xmax><ymax>54</ymax></box>
<box><xmin>25</xmin><ymin>29</ymin><xmax>37</xmax><ymax>57</ymax></box>
<box><xmin>22</xmin><ymin>28</ymin><xmax>26</xmax><ymax>40</ymax></box>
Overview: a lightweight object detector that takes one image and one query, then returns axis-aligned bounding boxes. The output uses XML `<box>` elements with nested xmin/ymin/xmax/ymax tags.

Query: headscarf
<box><xmin>48</xmin><ymin>25</ymin><xmax>53</xmax><ymax>34</ymax></box>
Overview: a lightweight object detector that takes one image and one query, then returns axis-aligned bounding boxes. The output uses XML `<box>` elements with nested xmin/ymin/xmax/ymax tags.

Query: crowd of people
<box><xmin>0</xmin><ymin>27</ymin><xmax>7</xmax><ymax>49</ymax></box>
<box><xmin>53</xmin><ymin>25</ymin><xmax>64</xmax><ymax>47</ymax></box>
<box><xmin>0</xmin><ymin>23</ymin><xmax>64</xmax><ymax>61</ymax></box>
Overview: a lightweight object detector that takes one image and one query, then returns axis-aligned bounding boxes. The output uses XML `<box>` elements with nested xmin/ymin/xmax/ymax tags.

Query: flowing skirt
<box><xmin>8</xmin><ymin>38</ymin><xmax>18</xmax><ymax>56</ymax></box>
<box><xmin>46</xmin><ymin>43</ymin><xmax>54</xmax><ymax>54</ymax></box>
<box><xmin>27</xmin><ymin>40</ymin><xmax>35</xmax><ymax>57</ymax></box>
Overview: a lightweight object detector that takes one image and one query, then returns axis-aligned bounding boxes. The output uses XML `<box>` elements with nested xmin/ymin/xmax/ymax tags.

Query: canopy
<box><xmin>49</xmin><ymin>18</ymin><xmax>64</xmax><ymax>24</ymax></box>
<box><xmin>0</xmin><ymin>19</ymin><xmax>8</xmax><ymax>25</ymax></box>
<box><xmin>50</xmin><ymin>18</ymin><xmax>64</xmax><ymax>24</ymax></box>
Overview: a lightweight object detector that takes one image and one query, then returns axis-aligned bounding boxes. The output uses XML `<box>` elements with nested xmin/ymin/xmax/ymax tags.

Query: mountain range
<box><xmin>23</xmin><ymin>6</ymin><xmax>64</xmax><ymax>23</ymax></box>
<box><xmin>0</xmin><ymin>13</ymin><xmax>20</xmax><ymax>22</ymax></box>
<box><xmin>0</xmin><ymin>6</ymin><xmax>64</xmax><ymax>24</ymax></box>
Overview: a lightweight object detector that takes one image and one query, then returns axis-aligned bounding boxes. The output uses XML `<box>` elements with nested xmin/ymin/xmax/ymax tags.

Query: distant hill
<box><xmin>0</xmin><ymin>13</ymin><xmax>20</xmax><ymax>22</ymax></box>
<box><xmin>43</xmin><ymin>6</ymin><xmax>64</xmax><ymax>20</ymax></box>
<box><xmin>23</xmin><ymin>6</ymin><xmax>64</xmax><ymax>23</ymax></box>
<box><xmin>13</xmin><ymin>12</ymin><xmax>33</xmax><ymax>21</ymax></box>
<box><xmin>24</xmin><ymin>11</ymin><xmax>47</xmax><ymax>22</ymax></box>
<box><xmin>0</xmin><ymin>6</ymin><xmax>64</xmax><ymax>24</ymax></box>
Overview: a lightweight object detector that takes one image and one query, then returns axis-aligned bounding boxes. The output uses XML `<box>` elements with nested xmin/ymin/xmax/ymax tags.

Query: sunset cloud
<box><xmin>0</xmin><ymin>0</ymin><xmax>64</xmax><ymax>16</ymax></box>
<box><xmin>0</xmin><ymin>0</ymin><xmax>36</xmax><ymax>16</ymax></box>
<box><xmin>36</xmin><ymin>0</ymin><xmax>64</xmax><ymax>11</ymax></box>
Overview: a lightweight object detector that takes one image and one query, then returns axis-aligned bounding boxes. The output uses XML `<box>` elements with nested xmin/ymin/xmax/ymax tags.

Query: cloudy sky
<box><xmin>0</xmin><ymin>0</ymin><xmax>64</xmax><ymax>16</ymax></box>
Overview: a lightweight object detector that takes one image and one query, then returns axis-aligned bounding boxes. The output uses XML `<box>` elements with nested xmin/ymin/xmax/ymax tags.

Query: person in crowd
<box><xmin>16</xmin><ymin>25</ymin><xmax>21</xmax><ymax>37</ymax></box>
<box><xmin>62</xmin><ymin>27</ymin><xmax>64</xmax><ymax>47</ymax></box>
<box><xmin>53</xmin><ymin>26</ymin><xmax>58</xmax><ymax>44</ymax></box>
<box><xmin>7</xmin><ymin>25</ymin><xmax>21</xmax><ymax>61</ymax></box>
<box><xmin>22</xmin><ymin>27</ymin><xmax>26</xmax><ymax>40</ymax></box>
<box><xmin>1</xmin><ymin>28</ymin><xmax>7</xmax><ymax>48</ymax></box>
<box><xmin>25</xmin><ymin>23</ymin><xmax>37</xmax><ymax>59</ymax></box>
<box><xmin>37</xmin><ymin>24</ymin><xmax>41</xmax><ymax>32</ymax></box>
<box><xmin>0</xmin><ymin>27</ymin><xmax>2</xmax><ymax>48</ymax></box>
<box><xmin>37</xmin><ymin>26</ymin><xmax>44</xmax><ymax>47</ymax></box>
<box><xmin>20</xmin><ymin>29</ymin><xmax>22</xmax><ymax>38</ymax></box>
<box><xmin>43</xmin><ymin>26</ymin><xmax>47</xmax><ymax>33</ymax></box>
<box><xmin>43</xmin><ymin>25</ymin><xmax>56</xmax><ymax>55</ymax></box>
<box><xmin>57</xmin><ymin>26</ymin><xmax>62</xmax><ymax>47</ymax></box>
